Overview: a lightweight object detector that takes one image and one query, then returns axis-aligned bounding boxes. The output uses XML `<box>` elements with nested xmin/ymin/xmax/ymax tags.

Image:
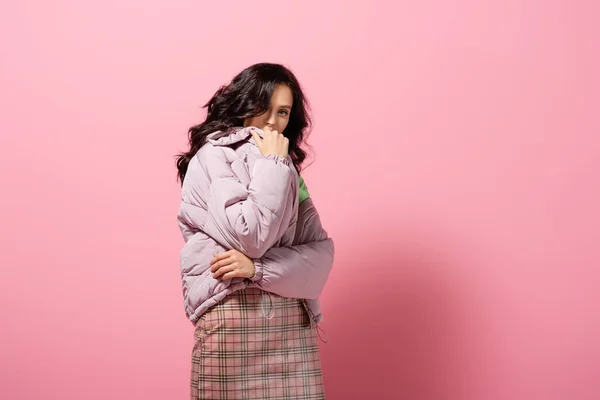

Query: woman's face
<box><xmin>244</xmin><ymin>84</ymin><xmax>293</xmax><ymax>134</ymax></box>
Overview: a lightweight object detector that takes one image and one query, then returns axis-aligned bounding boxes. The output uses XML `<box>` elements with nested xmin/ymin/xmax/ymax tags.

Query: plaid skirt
<box><xmin>190</xmin><ymin>287</ymin><xmax>325</xmax><ymax>399</ymax></box>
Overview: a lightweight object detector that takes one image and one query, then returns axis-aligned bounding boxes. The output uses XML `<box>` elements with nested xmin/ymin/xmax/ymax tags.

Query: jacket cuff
<box><xmin>250</xmin><ymin>257</ymin><xmax>264</xmax><ymax>282</ymax></box>
<box><xmin>263</xmin><ymin>153</ymin><xmax>291</xmax><ymax>166</ymax></box>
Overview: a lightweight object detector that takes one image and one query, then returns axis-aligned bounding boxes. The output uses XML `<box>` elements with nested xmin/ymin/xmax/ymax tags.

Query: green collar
<box><xmin>299</xmin><ymin>176</ymin><xmax>310</xmax><ymax>203</ymax></box>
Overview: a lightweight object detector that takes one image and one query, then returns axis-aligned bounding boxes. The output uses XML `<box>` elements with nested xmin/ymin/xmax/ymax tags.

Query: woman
<box><xmin>176</xmin><ymin>63</ymin><xmax>335</xmax><ymax>399</ymax></box>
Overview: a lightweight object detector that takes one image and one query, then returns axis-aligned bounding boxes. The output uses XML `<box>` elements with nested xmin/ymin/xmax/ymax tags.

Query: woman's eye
<box><xmin>279</xmin><ymin>110</ymin><xmax>289</xmax><ymax>116</ymax></box>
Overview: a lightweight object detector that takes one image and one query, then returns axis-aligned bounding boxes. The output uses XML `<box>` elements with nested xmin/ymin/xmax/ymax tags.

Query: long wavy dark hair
<box><xmin>176</xmin><ymin>63</ymin><xmax>312</xmax><ymax>183</ymax></box>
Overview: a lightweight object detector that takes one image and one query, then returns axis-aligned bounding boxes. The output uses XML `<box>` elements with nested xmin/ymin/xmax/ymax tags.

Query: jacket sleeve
<box><xmin>250</xmin><ymin>197</ymin><xmax>334</xmax><ymax>299</ymax></box>
<box><xmin>182</xmin><ymin>145</ymin><xmax>297</xmax><ymax>259</ymax></box>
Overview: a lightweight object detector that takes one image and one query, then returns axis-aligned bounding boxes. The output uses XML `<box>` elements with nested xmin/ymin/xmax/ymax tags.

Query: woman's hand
<box><xmin>251</xmin><ymin>126</ymin><xmax>289</xmax><ymax>158</ymax></box>
<box><xmin>210</xmin><ymin>249</ymin><xmax>256</xmax><ymax>280</ymax></box>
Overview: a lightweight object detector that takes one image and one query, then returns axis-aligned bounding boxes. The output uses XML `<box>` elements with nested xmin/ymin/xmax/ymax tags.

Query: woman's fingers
<box><xmin>220</xmin><ymin>271</ymin><xmax>241</xmax><ymax>280</ymax></box>
<box><xmin>213</xmin><ymin>264</ymin><xmax>235</xmax><ymax>278</ymax></box>
<box><xmin>210</xmin><ymin>252</ymin><xmax>229</xmax><ymax>266</ymax></box>
<box><xmin>250</xmin><ymin>130</ymin><xmax>263</xmax><ymax>151</ymax></box>
<box><xmin>260</xmin><ymin>129</ymin><xmax>288</xmax><ymax>158</ymax></box>
<box><xmin>210</xmin><ymin>255</ymin><xmax>234</xmax><ymax>272</ymax></box>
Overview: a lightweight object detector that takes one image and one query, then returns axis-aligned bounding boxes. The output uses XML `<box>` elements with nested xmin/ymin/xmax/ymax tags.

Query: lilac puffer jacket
<box><xmin>177</xmin><ymin>126</ymin><xmax>334</xmax><ymax>325</ymax></box>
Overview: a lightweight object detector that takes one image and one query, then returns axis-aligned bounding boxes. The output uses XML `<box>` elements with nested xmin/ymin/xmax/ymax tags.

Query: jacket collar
<box><xmin>207</xmin><ymin>126</ymin><xmax>264</xmax><ymax>147</ymax></box>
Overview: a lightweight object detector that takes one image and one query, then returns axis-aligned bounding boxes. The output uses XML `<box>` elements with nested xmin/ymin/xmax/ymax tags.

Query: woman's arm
<box><xmin>250</xmin><ymin>197</ymin><xmax>334</xmax><ymax>299</ymax></box>
<box><xmin>209</xmin><ymin>196</ymin><xmax>334</xmax><ymax>299</ymax></box>
<box><xmin>179</xmin><ymin>144</ymin><xmax>297</xmax><ymax>259</ymax></box>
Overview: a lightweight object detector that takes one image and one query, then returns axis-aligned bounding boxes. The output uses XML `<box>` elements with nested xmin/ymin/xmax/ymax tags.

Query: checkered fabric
<box><xmin>190</xmin><ymin>288</ymin><xmax>325</xmax><ymax>399</ymax></box>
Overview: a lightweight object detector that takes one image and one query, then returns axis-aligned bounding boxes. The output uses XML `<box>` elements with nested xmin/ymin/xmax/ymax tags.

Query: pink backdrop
<box><xmin>1</xmin><ymin>1</ymin><xmax>598</xmax><ymax>399</ymax></box>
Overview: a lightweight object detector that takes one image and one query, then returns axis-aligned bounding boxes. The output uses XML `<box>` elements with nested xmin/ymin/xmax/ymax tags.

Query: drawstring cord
<box><xmin>260</xmin><ymin>290</ymin><xmax>274</xmax><ymax>320</ymax></box>
<box><xmin>301</xmin><ymin>299</ymin><xmax>329</xmax><ymax>344</ymax></box>
<box><xmin>259</xmin><ymin>290</ymin><xmax>329</xmax><ymax>343</ymax></box>
<box><xmin>316</xmin><ymin>324</ymin><xmax>329</xmax><ymax>344</ymax></box>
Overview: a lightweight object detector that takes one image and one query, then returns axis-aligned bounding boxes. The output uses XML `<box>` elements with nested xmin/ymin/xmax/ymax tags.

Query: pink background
<box><xmin>1</xmin><ymin>1</ymin><xmax>598</xmax><ymax>399</ymax></box>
